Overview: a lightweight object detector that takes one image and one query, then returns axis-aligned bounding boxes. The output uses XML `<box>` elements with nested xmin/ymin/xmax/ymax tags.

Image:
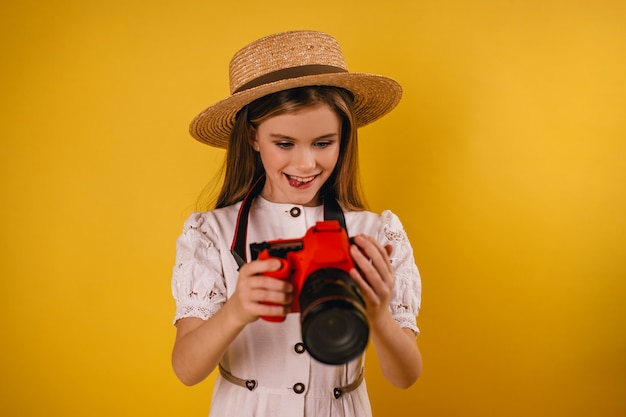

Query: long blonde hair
<box><xmin>198</xmin><ymin>86</ymin><xmax>367</xmax><ymax>211</ymax></box>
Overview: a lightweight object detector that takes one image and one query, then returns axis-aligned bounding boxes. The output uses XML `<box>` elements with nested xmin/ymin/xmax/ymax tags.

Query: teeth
<box><xmin>290</xmin><ymin>175</ymin><xmax>315</xmax><ymax>183</ymax></box>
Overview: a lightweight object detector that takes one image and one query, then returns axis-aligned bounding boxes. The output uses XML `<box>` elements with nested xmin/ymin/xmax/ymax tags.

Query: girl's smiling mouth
<box><xmin>285</xmin><ymin>173</ymin><xmax>318</xmax><ymax>188</ymax></box>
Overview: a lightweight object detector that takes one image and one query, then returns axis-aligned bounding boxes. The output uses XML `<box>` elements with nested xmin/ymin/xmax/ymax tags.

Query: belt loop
<box><xmin>219</xmin><ymin>363</ymin><xmax>257</xmax><ymax>391</ymax></box>
<box><xmin>333</xmin><ymin>367</ymin><xmax>364</xmax><ymax>399</ymax></box>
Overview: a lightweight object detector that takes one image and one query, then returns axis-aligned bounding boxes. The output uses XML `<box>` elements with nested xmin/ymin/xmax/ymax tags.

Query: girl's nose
<box><xmin>293</xmin><ymin>148</ymin><xmax>316</xmax><ymax>171</ymax></box>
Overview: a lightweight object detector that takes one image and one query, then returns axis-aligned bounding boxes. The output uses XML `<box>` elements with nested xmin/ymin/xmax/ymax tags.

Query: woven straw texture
<box><xmin>189</xmin><ymin>31</ymin><xmax>402</xmax><ymax>148</ymax></box>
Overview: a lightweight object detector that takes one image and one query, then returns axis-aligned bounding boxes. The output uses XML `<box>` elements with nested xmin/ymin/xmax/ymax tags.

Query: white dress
<box><xmin>171</xmin><ymin>197</ymin><xmax>421</xmax><ymax>417</ymax></box>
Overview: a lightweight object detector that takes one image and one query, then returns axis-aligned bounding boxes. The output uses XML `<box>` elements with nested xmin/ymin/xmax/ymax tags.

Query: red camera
<box><xmin>250</xmin><ymin>220</ymin><xmax>369</xmax><ymax>364</ymax></box>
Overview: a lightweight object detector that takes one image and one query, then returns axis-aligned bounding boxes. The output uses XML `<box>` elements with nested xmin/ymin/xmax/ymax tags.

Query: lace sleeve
<box><xmin>378</xmin><ymin>211</ymin><xmax>422</xmax><ymax>335</ymax></box>
<box><xmin>171</xmin><ymin>212</ymin><xmax>227</xmax><ymax>324</ymax></box>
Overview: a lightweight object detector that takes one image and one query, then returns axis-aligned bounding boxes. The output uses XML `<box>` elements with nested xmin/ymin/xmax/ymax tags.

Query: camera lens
<box><xmin>300</xmin><ymin>268</ymin><xmax>369</xmax><ymax>365</ymax></box>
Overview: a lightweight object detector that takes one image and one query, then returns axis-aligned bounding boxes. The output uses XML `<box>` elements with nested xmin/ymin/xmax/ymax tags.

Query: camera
<box><xmin>250</xmin><ymin>220</ymin><xmax>369</xmax><ymax>365</ymax></box>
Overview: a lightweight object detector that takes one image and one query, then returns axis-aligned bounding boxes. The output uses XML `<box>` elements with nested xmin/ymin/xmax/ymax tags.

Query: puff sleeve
<box><xmin>378</xmin><ymin>210</ymin><xmax>422</xmax><ymax>334</ymax></box>
<box><xmin>171</xmin><ymin>212</ymin><xmax>228</xmax><ymax>324</ymax></box>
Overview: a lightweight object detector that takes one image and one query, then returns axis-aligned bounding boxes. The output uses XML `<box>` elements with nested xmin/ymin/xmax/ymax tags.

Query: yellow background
<box><xmin>2</xmin><ymin>0</ymin><xmax>625</xmax><ymax>416</ymax></box>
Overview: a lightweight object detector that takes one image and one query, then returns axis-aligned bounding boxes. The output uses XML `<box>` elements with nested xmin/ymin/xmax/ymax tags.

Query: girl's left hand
<box><xmin>349</xmin><ymin>234</ymin><xmax>395</xmax><ymax>324</ymax></box>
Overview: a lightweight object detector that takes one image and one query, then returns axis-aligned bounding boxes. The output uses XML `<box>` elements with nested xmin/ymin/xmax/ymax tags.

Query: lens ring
<box><xmin>299</xmin><ymin>268</ymin><xmax>369</xmax><ymax>365</ymax></box>
<box><xmin>302</xmin><ymin>300</ymin><xmax>369</xmax><ymax>364</ymax></box>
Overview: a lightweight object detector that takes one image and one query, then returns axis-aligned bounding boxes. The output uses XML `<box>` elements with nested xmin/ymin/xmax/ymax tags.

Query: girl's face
<box><xmin>251</xmin><ymin>104</ymin><xmax>341</xmax><ymax>207</ymax></box>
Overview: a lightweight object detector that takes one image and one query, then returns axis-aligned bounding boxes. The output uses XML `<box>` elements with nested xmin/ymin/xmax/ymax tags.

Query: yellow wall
<box><xmin>2</xmin><ymin>0</ymin><xmax>624</xmax><ymax>416</ymax></box>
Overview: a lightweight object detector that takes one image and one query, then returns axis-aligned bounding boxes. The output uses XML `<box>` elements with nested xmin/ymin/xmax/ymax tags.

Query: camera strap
<box><xmin>230</xmin><ymin>174</ymin><xmax>347</xmax><ymax>267</ymax></box>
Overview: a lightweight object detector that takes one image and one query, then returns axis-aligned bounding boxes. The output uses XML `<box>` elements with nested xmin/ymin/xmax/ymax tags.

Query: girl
<box><xmin>171</xmin><ymin>30</ymin><xmax>422</xmax><ymax>417</ymax></box>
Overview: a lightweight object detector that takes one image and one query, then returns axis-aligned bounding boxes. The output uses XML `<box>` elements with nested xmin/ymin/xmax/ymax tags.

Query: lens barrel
<box><xmin>300</xmin><ymin>268</ymin><xmax>369</xmax><ymax>365</ymax></box>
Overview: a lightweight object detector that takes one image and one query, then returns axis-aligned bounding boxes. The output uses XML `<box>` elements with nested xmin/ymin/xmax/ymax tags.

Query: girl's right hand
<box><xmin>172</xmin><ymin>259</ymin><xmax>292</xmax><ymax>386</ymax></box>
<box><xmin>229</xmin><ymin>259</ymin><xmax>293</xmax><ymax>325</ymax></box>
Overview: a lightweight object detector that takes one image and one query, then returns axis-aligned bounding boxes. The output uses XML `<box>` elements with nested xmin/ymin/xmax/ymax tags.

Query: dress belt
<box><xmin>218</xmin><ymin>363</ymin><xmax>364</xmax><ymax>399</ymax></box>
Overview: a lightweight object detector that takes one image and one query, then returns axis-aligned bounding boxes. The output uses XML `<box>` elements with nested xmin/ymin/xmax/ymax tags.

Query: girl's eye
<box><xmin>314</xmin><ymin>141</ymin><xmax>333</xmax><ymax>148</ymax></box>
<box><xmin>276</xmin><ymin>142</ymin><xmax>293</xmax><ymax>149</ymax></box>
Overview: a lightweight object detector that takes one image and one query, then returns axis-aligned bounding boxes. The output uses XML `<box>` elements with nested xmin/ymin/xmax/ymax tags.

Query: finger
<box><xmin>355</xmin><ymin>235</ymin><xmax>389</xmax><ymax>264</ymax></box>
<box><xmin>249</xmin><ymin>284</ymin><xmax>293</xmax><ymax>305</ymax></box>
<box><xmin>352</xmin><ymin>265</ymin><xmax>393</xmax><ymax>313</ymax></box>
<box><xmin>241</xmin><ymin>258</ymin><xmax>282</xmax><ymax>276</ymax></box>
<box><xmin>348</xmin><ymin>266</ymin><xmax>377</xmax><ymax>302</ymax></box>
<box><xmin>256</xmin><ymin>276</ymin><xmax>294</xmax><ymax>293</ymax></box>
<box><xmin>353</xmin><ymin>235</ymin><xmax>394</xmax><ymax>277</ymax></box>
<box><xmin>256</xmin><ymin>302</ymin><xmax>291</xmax><ymax>318</ymax></box>
<box><xmin>240</xmin><ymin>260</ymin><xmax>293</xmax><ymax>292</ymax></box>
<box><xmin>350</xmin><ymin>244</ymin><xmax>386</xmax><ymax>291</ymax></box>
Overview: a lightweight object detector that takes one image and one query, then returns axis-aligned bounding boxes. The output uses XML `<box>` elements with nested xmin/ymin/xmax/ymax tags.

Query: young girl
<box><xmin>171</xmin><ymin>30</ymin><xmax>422</xmax><ymax>417</ymax></box>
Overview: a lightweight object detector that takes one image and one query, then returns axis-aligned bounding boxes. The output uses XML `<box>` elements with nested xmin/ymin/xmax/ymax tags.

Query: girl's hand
<box><xmin>230</xmin><ymin>259</ymin><xmax>293</xmax><ymax>325</ymax></box>
<box><xmin>349</xmin><ymin>234</ymin><xmax>395</xmax><ymax>324</ymax></box>
<box><xmin>349</xmin><ymin>234</ymin><xmax>422</xmax><ymax>388</ymax></box>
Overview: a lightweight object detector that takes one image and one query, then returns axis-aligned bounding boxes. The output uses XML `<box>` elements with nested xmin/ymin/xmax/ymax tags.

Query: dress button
<box><xmin>294</xmin><ymin>342</ymin><xmax>306</xmax><ymax>354</ymax></box>
<box><xmin>293</xmin><ymin>382</ymin><xmax>306</xmax><ymax>394</ymax></box>
<box><xmin>289</xmin><ymin>207</ymin><xmax>301</xmax><ymax>217</ymax></box>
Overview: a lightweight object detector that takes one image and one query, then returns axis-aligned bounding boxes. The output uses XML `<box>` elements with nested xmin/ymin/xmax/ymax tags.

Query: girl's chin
<box><xmin>284</xmin><ymin>192</ymin><xmax>321</xmax><ymax>207</ymax></box>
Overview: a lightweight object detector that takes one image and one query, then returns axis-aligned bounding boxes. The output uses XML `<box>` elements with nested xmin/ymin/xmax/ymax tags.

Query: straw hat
<box><xmin>189</xmin><ymin>30</ymin><xmax>403</xmax><ymax>148</ymax></box>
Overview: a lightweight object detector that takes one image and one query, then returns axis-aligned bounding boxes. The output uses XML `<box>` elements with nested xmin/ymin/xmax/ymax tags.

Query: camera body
<box><xmin>251</xmin><ymin>220</ymin><xmax>356</xmax><ymax>317</ymax></box>
<box><xmin>250</xmin><ymin>220</ymin><xmax>369</xmax><ymax>365</ymax></box>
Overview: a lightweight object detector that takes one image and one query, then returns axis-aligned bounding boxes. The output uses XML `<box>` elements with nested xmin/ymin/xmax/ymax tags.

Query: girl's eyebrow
<box><xmin>269</xmin><ymin>132</ymin><xmax>339</xmax><ymax>141</ymax></box>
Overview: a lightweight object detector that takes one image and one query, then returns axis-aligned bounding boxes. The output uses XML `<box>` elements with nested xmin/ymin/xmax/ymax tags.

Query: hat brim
<box><xmin>189</xmin><ymin>72</ymin><xmax>402</xmax><ymax>148</ymax></box>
